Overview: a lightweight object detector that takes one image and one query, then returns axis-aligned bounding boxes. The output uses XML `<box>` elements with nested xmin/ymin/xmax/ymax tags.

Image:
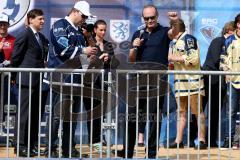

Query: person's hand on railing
<box><xmin>168</xmin><ymin>62</ymin><xmax>174</xmax><ymax>70</ymax></box>
<box><xmin>11</xmin><ymin>72</ymin><xmax>17</xmax><ymax>84</ymax></box>
<box><xmin>225</xmin><ymin>75</ymin><xmax>231</xmax><ymax>83</ymax></box>
<box><xmin>2</xmin><ymin>60</ymin><xmax>11</xmax><ymax>67</ymax></box>
<box><xmin>0</xmin><ymin>60</ymin><xmax>11</xmax><ymax>67</ymax></box>
<box><xmin>11</xmin><ymin>79</ymin><xmax>16</xmax><ymax>85</ymax></box>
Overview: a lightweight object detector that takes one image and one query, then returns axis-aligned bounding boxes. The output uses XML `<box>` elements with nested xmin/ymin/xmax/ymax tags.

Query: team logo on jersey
<box><xmin>0</xmin><ymin>0</ymin><xmax>34</xmax><ymax>31</ymax></box>
<box><xmin>110</xmin><ymin>20</ymin><xmax>130</xmax><ymax>43</ymax></box>
<box><xmin>187</xmin><ymin>38</ymin><xmax>195</xmax><ymax>48</ymax></box>
<box><xmin>199</xmin><ymin>25</ymin><xmax>221</xmax><ymax>44</ymax></box>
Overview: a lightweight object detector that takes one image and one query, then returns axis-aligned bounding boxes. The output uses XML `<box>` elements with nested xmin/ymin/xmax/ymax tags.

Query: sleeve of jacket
<box><xmin>11</xmin><ymin>31</ymin><xmax>28</xmax><ymax>67</ymax></box>
<box><xmin>40</xmin><ymin>34</ymin><xmax>49</xmax><ymax>62</ymax></box>
<box><xmin>0</xmin><ymin>50</ymin><xmax>4</xmax><ymax>63</ymax></box>
<box><xmin>210</xmin><ymin>38</ymin><xmax>224</xmax><ymax>66</ymax></box>
<box><xmin>50</xmin><ymin>20</ymin><xmax>83</xmax><ymax>60</ymax></box>
<box><xmin>220</xmin><ymin>38</ymin><xmax>232</xmax><ymax>71</ymax></box>
<box><xmin>204</xmin><ymin>38</ymin><xmax>223</xmax><ymax>69</ymax></box>
<box><xmin>183</xmin><ymin>35</ymin><xmax>199</xmax><ymax>66</ymax></box>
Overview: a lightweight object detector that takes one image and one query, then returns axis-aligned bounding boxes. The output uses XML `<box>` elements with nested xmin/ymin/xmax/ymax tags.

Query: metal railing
<box><xmin>0</xmin><ymin>68</ymin><xmax>239</xmax><ymax>159</ymax></box>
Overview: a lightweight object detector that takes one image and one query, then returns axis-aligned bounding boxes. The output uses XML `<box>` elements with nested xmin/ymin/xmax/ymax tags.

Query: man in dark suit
<box><xmin>11</xmin><ymin>9</ymin><xmax>48</xmax><ymax>157</ymax></box>
<box><xmin>203</xmin><ymin>21</ymin><xmax>235</xmax><ymax>148</ymax></box>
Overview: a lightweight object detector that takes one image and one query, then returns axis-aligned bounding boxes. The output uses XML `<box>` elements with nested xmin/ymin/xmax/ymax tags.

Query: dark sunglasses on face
<box><xmin>0</xmin><ymin>22</ymin><xmax>9</xmax><ymax>27</ymax></box>
<box><xmin>143</xmin><ymin>16</ymin><xmax>156</xmax><ymax>21</ymax></box>
<box><xmin>81</xmin><ymin>14</ymin><xmax>88</xmax><ymax>19</ymax></box>
<box><xmin>79</xmin><ymin>12</ymin><xmax>88</xmax><ymax>19</ymax></box>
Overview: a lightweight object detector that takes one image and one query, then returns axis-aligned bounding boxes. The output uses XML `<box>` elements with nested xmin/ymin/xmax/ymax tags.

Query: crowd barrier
<box><xmin>0</xmin><ymin>68</ymin><xmax>239</xmax><ymax>159</ymax></box>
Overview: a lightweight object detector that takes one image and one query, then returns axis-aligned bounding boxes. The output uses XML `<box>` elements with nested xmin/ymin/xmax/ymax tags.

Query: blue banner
<box><xmin>193</xmin><ymin>0</ymin><xmax>239</xmax><ymax>64</ymax></box>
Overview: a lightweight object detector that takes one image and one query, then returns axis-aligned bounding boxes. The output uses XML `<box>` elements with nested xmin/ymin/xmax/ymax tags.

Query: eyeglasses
<box><xmin>143</xmin><ymin>16</ymin><xmax>156</xmax><ymax>21</ymax></box>
<box><xmin>0</xmin><ymin>22</ymin><xmax>9</xmax><ymax>27</ymax></box>
<box><xmin>79</xmin><ymin>12</ymin><xmax>88</xmax><ymax>19</ymax></box>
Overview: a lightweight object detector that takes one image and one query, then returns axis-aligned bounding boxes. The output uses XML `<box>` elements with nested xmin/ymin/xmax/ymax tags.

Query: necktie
<box><xmin>35</xmin><ymin>33</ymin><xmax>44</xmax><ymax>60</ymax></box>
<box><xmin>35</xmin><ymin>32</ymin><xmax>42</xmax><ymax>48</ymax></box>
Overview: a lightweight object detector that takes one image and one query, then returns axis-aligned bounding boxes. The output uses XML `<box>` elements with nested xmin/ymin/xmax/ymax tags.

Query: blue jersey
<box><xmin>48</xmin><ymin>18</ymin><xmax>86</xmax><ymax>68</ymax></box>
<box><xmin>47</xmin><ymin>17</ymin><xmax>86</xmax><ymax>85</ymax></box>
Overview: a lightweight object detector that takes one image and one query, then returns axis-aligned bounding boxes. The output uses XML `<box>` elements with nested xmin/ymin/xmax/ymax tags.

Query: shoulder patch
<box><xmin>57</xmin><ymin>37</ymin><xmax>69</xmax><ymax>48</ymax></box>
<box><xmin>186</xmin><ymin>38</ymin><xmax>195</xmax><ymax>49</ymax></box>
<box><xmin>184</xmin><ymin>35</ymin><xmax>197</xmax><ymax>50</ymax></box>
<box><xmin>225</xmin><ymin>34</ymin><xmax>236</xmax><ymax>49</ymax></box>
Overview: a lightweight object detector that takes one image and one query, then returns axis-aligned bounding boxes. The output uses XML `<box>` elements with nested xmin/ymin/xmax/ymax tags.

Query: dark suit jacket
<box><xmin>202</xmin><ymin>36</ymin><xmax>225</xmax><ymax>85</ymax></box>
<box><xmin>11</xmin><ymin>27</ymin><xmax>49</xmax><ymax>86</ymax></box>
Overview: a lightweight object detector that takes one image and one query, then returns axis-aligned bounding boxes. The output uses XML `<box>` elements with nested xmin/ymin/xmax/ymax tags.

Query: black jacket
<box><xmin>11</xmin><ymin>27</ymin><xmax>49</xmax><ymax>86</ymax></box>
<box><xmin>202</xmin><ymin>36</ymin><xmax>225</xmax><ymax>84</ymax></box>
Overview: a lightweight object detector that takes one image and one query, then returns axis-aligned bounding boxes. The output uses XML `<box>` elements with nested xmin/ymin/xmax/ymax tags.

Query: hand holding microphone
<box><xmin>133</xmin><ymin>30</ymin><xmax>144</xmax><ymax>52</ymax></box>
<box><xmin>129</xmin><ymin>28</ymin><xmax>145</xmax><ymax>63</ymax></box>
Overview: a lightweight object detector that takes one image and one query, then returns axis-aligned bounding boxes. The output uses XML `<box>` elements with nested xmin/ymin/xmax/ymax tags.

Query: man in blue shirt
<box><xmin>117</xmin><ymin>4</ymin><xmax>179</xmax><ymax>158</ymax></box>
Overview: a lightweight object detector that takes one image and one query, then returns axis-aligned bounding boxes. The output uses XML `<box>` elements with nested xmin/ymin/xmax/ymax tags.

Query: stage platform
<box><xmin>0</xmin><ymin>145</ymin><xmax>240</xmax><ymax>159</ymax></box>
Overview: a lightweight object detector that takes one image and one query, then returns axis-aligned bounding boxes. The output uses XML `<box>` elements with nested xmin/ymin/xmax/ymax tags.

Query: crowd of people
<box><xmin>0</xmin><ymin>0</ymin><xmax>240</xmax><ymax>158</ymax></box>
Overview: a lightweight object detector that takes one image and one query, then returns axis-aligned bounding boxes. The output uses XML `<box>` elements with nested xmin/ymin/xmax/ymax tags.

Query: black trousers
<box><xmin>14</xmin><ymin>85</ymin><xmax>40</xmax><ymax>148</ymax></box>
<box><xmin>123</xmin><ymin>96</ymin><xmax>164</xmax><ymax>157</ymax></box>
<box><xmin>45</xmin><ymin>91</ymin><xmax>80</xmax><ymax>152</ymax></box>
<box><xmin>83</xmin><ymin>97</ymin><xmax>102</xmax><ymax>144</ymax></box>
<box><xmin>138</xmin><ymin>99</ymin><xmax>146</xmax><ymax>134</ymax></box>
<box><xmin>202</xmin><ymin>75</ymin><xmax>226</xmax><ymax>145</ymax></box>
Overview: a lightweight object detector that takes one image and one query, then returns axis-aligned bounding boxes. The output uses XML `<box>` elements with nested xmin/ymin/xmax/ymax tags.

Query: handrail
<box><xmin>0</xmin><ymin>68</ymin><xmax>239</xmax><ymax>75</ymax></box>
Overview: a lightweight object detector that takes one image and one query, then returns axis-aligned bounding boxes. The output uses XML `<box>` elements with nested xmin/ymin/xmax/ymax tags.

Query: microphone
<box><xmin>137</xmin><ymin>24</ymin><xmax>146</xmax><ymax>30</ymax></box>
<box><xmin>139</xmin><ymin>29</ymin><xmax>144</xmax><ymax>38</ymax></box>
<box><xmin>134</xmin><ymin>29</ymin><xmax>144</xmax><ymax>52</ymax></box>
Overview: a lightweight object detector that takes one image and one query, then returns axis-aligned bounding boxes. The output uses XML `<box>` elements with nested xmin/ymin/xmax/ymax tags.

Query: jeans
<box><xmin>225</xmin><ymin>83</ymin><xmax>240</xmax><ymax>139</ymax></box>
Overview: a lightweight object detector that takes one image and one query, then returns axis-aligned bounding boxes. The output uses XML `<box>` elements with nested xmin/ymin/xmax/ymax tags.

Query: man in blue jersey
<box><xmin>45</xmin><ymin>1</ymin><xmax>97</xmax><ymax>158</ymax></box>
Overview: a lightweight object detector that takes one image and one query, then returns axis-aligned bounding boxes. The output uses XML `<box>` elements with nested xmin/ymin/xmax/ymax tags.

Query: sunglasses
<box><xmin>79</xmin><ymin>12</ymin><xmax>88</xmax><ymax>19</ymax></box>
<box><xmin>143</xmin><ymin>16</ymin><xmax>156</xmax><ymax>21</ymax></box>
<box><xmin>0</xmin><ymin>22</ymin><xmax>9</xmax><ymax>27</ymax></box>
